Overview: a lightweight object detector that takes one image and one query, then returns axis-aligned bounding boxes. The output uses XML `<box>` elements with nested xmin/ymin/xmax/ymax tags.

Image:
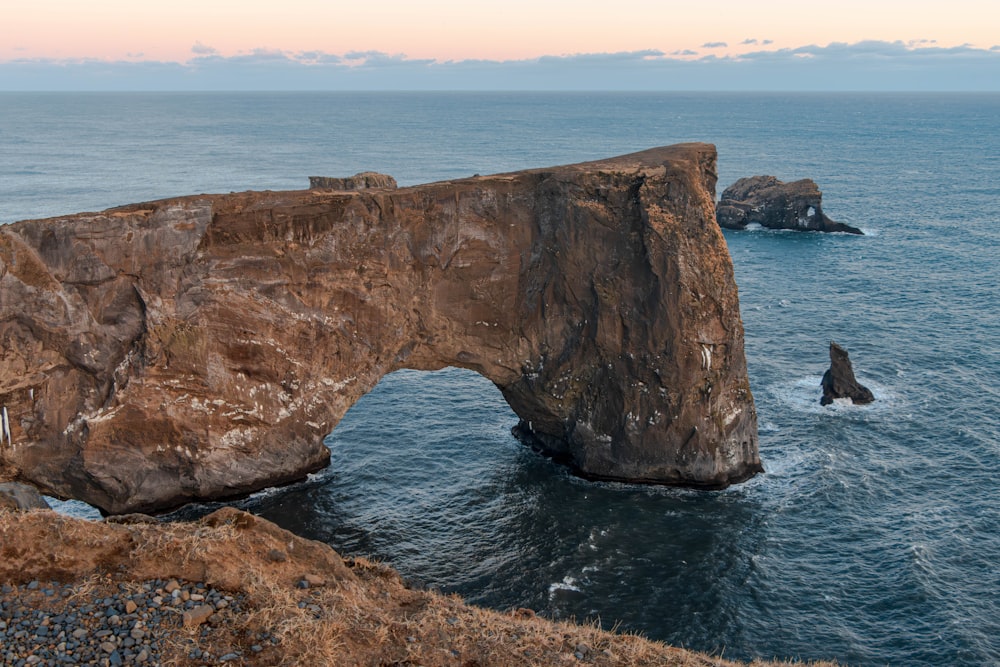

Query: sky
<box><xmin>1</xmin><ymin>0</ymin><xmax>998</xmax><ymax>90</ymax></box>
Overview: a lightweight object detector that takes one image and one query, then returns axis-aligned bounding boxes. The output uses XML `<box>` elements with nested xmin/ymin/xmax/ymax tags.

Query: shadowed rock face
<box><xmin>0</xmin><ymin>481</ymin><xmax>51</xmax><ymax>511</ymax></box>
<box><xmin>717</xmin><ymin>175</ymin><xmax>863</xmax><ymax>234</ymax></box>
<box><xmin>0</xmin><ymin>143</ymin><xmax>760</xmax><ymax>514</ymax></box>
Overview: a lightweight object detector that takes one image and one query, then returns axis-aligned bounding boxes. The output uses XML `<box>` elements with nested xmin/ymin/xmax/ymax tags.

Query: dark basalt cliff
<box><xmin>717</xmin><ymin>175</ymin><xmax>863</xmax><ymax>234</ymax></box>
<box><xmin>0</xmin><ymin>143</ymin><xmax>760</xmax><ymax>514</ymax></box>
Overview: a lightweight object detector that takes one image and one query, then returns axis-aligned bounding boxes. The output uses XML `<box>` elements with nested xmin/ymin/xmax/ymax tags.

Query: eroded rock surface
<box><xmin>717</xmin><ymin>175</ymin><xmax>862</xmax><ymax>234</ymax></box>
<box><xmin>821</xmin><ymin>342</ymin><xmax>875</xmax><ymax>405</ymax></box>
<box><xmin>0</xmin><ymin>144</ymin><xmax>760</xmax><ymax>514</ymax></box>
<box><xmin>0</xmin><ymin>481</ymin><xmax>51</xmax><ymax>511</ymax></box>
<box><xmin>308</xmin><ymin>172</ymin><xmax>398</xmax><ymax>191</ymax></box>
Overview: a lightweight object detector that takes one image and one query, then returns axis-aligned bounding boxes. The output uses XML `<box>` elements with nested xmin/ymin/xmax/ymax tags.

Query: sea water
<box><xmin>2</xmin><ymin>92</ymin><xmax>998</xmax><ymax>666</ymax></box>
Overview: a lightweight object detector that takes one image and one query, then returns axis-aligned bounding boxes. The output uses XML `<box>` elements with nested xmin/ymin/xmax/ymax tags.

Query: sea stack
<box><xmin>0</xmin><ymin>143</ymin><xmax>761</xmax><ymax>514</ymax></box>
<box><xmin>821</xmin><ymin>342</ymin><xmax>875</xmax><ymax>405</ymax></box>
<box><xmin>717</xmin><ymin>175</ymin><xmax>863</xmax><ymax>234</ymax></box>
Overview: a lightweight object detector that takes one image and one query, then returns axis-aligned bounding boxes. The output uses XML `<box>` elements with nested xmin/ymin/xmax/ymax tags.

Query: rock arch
<box><xmin>0</xmin><ymin>144</ymin><xmax>760</xmax><ymax>514</ymax></box>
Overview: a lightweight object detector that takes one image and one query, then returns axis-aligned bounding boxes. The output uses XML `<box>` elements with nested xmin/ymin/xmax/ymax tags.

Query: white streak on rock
<box><xmin>700</xmin><ymin>344</ymin><xmax>713</xmax><ymax>371</ymax></box>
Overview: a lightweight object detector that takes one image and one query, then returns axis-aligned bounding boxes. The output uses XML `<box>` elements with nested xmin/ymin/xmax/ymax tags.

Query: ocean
<box><xmin>2</xmin><ymin>92</ymin><xmax>998</xmax><ymax>666</ymax></box>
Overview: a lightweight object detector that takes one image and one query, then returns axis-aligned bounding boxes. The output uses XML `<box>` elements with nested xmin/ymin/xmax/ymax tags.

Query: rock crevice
<box><xmin>1</xmin><ymin>144</ymin><xmax>760</xmax><ymax>514</ymax></box>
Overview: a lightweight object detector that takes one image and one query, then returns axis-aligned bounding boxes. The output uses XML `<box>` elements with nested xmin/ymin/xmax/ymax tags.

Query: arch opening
<box><xmin>302</xmin><ymin>367</ymin><xmax>544</xmax><ymax>568</ymax></box>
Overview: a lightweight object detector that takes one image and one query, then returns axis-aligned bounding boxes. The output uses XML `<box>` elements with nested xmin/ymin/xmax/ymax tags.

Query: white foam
<box><xmin>548</xmin><ymin>576</ymin><xmax>582</xmax><ymax>595</ymax></box>
<box><xmin>767</xmin><ymin>375</ymin><xmax>899</xmax><ymax>416</ymax></box>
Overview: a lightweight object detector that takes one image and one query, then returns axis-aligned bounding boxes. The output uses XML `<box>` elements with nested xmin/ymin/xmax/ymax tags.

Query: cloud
<box><xmin>343</xmin><ymin>51</ymin><xmax>434</xmax><ymax>67</ymax></box>
<box><xmin>762</xmin><ymin>40</ymin><xmax>774</xmax><ymax>45</ymax></box>
<box><xmin>702</xmin><ymin>42</ymin><xmax>728</xmax><ymax>48</ymax></box>
<box><xmin>741</xmin><ymin>39</ymin><xmax>758</xmax><ymax>45</ymax></box>
<box><xmin>296</xmin><ymin>51</ymin><xmax>342</xmax><ymax>64</ymax></box>
<box><xmin>536</xmin><ymin>49</ymin><xmax>666</xmax><ymax>65</ymax></box>
<box><xmin>1</xmin><ymin>41</ymin><xmax>998</xmax><ymax>91</ymax></box>
<box><xmin>191</xmin><ymin>42</ymin><xmax>218</xmax><ymax>56</ymax></box>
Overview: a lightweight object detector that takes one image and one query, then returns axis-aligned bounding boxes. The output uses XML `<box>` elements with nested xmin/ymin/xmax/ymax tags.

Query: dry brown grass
<box><xmin>0</xmin><ymin>508</ymin><xmax>840</xmax><ymax>666</ymax></box>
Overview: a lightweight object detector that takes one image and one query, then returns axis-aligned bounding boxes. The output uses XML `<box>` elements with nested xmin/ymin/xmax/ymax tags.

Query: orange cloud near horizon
<box><xmin>2</xmin><ymin>0</ymin><xmax>997</xmax><ymax>63</ymax></box>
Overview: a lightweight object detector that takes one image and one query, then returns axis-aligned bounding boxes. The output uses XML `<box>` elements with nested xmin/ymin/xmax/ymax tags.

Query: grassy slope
<box><xmin>0</xmin><ymin>508</ymin><xmax>837</xmax><ymax>666</ymax></box>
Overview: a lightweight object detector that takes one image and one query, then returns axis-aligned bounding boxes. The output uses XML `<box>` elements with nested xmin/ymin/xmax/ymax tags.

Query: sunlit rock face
<box><xmin>0</xmin><ymin>144</ymin><xmax>760</xmax><ymax>514</ymax></box>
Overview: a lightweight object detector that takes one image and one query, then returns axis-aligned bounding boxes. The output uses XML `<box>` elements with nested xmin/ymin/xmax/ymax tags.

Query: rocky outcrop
<box><xmin>717</xmin><ymin>175</ymin><xmax>862</xmax><ymax>234</ymax></box>
<box><xmin>0</xmin><ymin>481</ymin><xmax>50</xmax><ymax>511</ymax></box>
<box><xmin>0</xmin><ymin>143</ymin><xmax>760</xmax><ymax>514</ymax></box>
<box><xmin>308</xmin><ymin>172</ymin><xmax>398</xmax><ymax>191</ymax></box>
<box><xmin>821</xmin><ymin>342</ymin><xmax>874</xmax><ymax>405</ymax></box>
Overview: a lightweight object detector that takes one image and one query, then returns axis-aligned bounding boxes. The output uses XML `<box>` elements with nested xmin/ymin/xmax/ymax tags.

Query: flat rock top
<box><xmin>43</xmin><ymin>143</ymin><xmax>717</xmax><ymax>224</ymax></box>
<box><xmin>719</xmin><ymin>175</ymin><xmax>821</xmax><ymax>202</ymax></box>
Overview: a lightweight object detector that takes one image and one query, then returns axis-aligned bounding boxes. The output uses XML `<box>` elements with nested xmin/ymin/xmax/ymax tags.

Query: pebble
<box><xmin>0</xmin><ymin>577</ymin><xmax>248</xmax><ymax>666</ymax></box>
<box><xmin>182</xmin><ymin>605</ymin><xmax>214</xmax><ymax>628</ymax></box>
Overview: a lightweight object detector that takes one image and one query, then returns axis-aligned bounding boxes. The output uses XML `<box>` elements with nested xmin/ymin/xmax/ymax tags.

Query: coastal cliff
<box><xmin>0</xmin><ymin>143</ymin><xmax>760</xmax><ymax>514</ymax></box>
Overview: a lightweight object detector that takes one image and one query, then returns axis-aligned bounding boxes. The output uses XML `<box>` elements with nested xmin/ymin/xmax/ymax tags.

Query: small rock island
<box><xmin>821</xmin><ymin>342</ymin><xmax>875</xmax><ymax>405</ymax></box>
<box><xmin>0</xmin><ymin>144</ymin><xmax>761</xmax><ymax>514</ymax></box>
<box><xmin>717</xmin><ymin>175</ymin><xmax>863</xmax><ymax>234</ymax></box>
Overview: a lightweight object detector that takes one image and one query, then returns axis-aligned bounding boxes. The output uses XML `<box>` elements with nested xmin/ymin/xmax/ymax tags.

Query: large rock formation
<box><xmin>0</xmin><ymin>143</ymin><xmax>760</xmax><ymax>514</ymax></box>
<box><xmin>717</xmin><ymin>175</ymin><xmax>863</xmax><ymax>234</ymax></box>
<box><xmin>821</xmin><ymin>342</ymin><xmax>875</xmax><ymax>405</ymax></box>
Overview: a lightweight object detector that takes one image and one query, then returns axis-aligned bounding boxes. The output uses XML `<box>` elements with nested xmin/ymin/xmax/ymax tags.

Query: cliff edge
<box><xmin>0</xmin><ymin>508</ymin><xmax>836</xmax><ymax>666</ymax></box>
<box><xmin>0</xmin><ymin>144</ymin><xmax>760</xmax><ymax>514</ymax></box>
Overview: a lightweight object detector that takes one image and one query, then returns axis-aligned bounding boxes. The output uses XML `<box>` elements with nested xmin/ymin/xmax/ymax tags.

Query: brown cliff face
<box><xmin>0</xmin><ymin>143</ymin><xmax>760</xmax><ymax>514</ymax></box>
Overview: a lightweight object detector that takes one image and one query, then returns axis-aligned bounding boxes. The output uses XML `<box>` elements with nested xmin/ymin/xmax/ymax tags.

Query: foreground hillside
<box><xmin>0</xmin><ymin>508</ymin><xmax>836</xmax><ymax>666</ymax></box>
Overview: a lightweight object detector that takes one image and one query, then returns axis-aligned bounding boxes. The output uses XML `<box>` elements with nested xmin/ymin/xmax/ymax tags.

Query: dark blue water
<box><xmin>3</xmin><ymin>92</ymin><xmax>998</xmax><ymax>666</ymax></box>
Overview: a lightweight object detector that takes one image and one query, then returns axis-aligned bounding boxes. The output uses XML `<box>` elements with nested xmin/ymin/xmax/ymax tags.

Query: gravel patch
<box><xmin>0</xmin><ymin>577</ymin><xmax>271</xmax><ymax>666</ymax></box>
